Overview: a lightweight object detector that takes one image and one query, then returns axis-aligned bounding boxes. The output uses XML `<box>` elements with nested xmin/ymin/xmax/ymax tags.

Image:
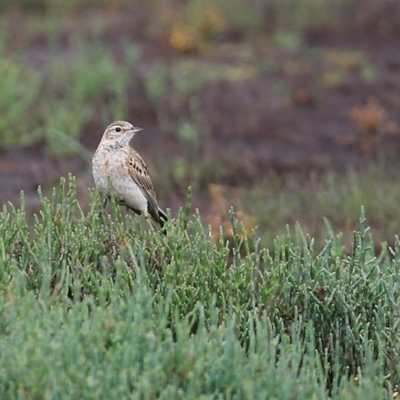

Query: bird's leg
<box><xmin>99</xmin><ymin>195</ymin><xmax>116</xmax><ymax>233</ymax></box>
<box><xmin>102</xmin><ymin>195</ymin><xmax>108</xmax><ymax>210</ymax></box>
<box><xmin>98</xmin><ymin>193</ymin><xmax>108</xmax><ymax>221</ymax></box>
<box><xmin>143</xmin><ymin>212</ymin><xmax>154</xmax><ymax>230</ymax></box>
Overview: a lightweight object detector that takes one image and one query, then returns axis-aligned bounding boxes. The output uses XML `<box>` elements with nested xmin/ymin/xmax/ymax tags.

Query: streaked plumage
<box><xmin>92</xmin><ymin>120</ymin><xmax>168</xmax><ymax>227</ymax></box>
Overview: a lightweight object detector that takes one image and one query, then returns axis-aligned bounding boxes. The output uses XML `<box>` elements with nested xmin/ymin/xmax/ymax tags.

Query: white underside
<box><xmin>93</xmin><ymin>150</ymin><xmax>148</xmax><ymax>216</ymax></box>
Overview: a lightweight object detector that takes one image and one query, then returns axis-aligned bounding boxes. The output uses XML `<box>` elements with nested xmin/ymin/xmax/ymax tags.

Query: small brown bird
<box><xmin>92</xmin><ymin>120</ymin><xmax>168</xmax><ymax>228</ymax></box>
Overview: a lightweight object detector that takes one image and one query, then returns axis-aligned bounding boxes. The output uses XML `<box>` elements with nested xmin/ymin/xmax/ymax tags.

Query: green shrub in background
<box><xmin>0</xmin><ymin>175</ymin><xmax>399</xmax><ymax>399</ymax></box>
<box><xmin>0</xmin><ymin>35</ymin><xmax>43</xmax><ymax>148</ymax></box>
<box><xmin>0</xmin><ymin>30</ymin><xmax>140</xmax><ymax>154</ymax></box>
<box><xmin>42</xmin><ymin>38</ymin><xmax>141</xmax><ymax>155</ymax></box>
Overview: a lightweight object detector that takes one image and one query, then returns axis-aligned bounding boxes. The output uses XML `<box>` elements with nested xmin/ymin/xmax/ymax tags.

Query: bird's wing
<box><xmin>126</xmin><ymin>148</ymin><xmax>160</xmax><ymax>221</ymax></box>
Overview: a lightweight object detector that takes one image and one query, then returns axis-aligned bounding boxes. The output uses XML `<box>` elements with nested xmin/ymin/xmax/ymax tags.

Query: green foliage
<box><xmin>0</xmin><ymin>31</ymin><xmax>140</xmax><ymax>154</ymax></box>
<box><xmin>243</xmin><ymin>164</ymin><xmax>400</xmax><ymax>249</ymax></box>
<box><xmin>0</xmin><ymin>36</ymin><xmax>42</xmax><ymax>148</ymax></box>
<box><xmin>42</xmin><ymin>38</ymin><xmax>140</xmax><ymax>155</ymax></box>
<box><xmin>0</xmin><ymin>176</ymin><xmax>399</xmax><ymax>398</ymax></box>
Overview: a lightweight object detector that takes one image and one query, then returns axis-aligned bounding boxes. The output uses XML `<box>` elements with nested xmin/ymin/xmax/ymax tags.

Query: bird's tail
<box><xmin>158</xmin><ymin>208</ymin><xmax>168</xmax><ymax>229</ymax></box>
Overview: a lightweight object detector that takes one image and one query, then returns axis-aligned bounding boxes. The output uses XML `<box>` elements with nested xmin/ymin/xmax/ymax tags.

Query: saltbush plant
<box><xmin>0</xmin><ymin>175</ymin><xmax>399</xmax><ymax>398</ymax></box>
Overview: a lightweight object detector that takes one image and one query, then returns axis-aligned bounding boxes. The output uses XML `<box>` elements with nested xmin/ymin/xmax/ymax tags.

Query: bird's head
<box><xmin>102</xmin><ymin>120</ymin><xmax>143</xmax><ymax>145</ymax></box>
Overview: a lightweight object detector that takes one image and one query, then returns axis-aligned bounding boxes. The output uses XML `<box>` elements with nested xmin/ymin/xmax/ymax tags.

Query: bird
<box><xmin>92</xmin><ymin>120</ymin><xmax>168</xmax><ymax>228</ymax></box>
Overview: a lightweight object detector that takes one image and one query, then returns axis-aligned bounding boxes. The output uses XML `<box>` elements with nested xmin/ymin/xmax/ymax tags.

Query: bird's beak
<box><xmin>132</xmin><ymin>127</ymin><xmax>143</xmax><ymax>133</ymax></box>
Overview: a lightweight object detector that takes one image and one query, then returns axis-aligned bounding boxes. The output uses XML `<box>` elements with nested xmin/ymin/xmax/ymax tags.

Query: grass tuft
<box><xmin>0</xmin><ymin>175</ymin><xmax>399</xmax><ymax>397</ymax></box>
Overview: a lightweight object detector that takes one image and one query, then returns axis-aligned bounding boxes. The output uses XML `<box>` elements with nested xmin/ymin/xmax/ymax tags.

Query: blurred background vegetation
<box><xmin>1</xmin><ymin>0</ymin><xmax>400</xmax><ymax>248</ymax></box>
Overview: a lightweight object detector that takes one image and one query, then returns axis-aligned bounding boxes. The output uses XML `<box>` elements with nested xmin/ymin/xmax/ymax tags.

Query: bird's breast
<box><xmin>93</xmin><ymin>147</ymin><xmax>124</xmax><ymax>190</ymax></box>
<box><xmin>92</xmin><ymin>145</ymin><xmax>147</xmax><ymax>213</ymax></box>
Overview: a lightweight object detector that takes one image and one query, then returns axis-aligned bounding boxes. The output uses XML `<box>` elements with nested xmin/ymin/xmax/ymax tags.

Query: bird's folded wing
<box><xmin>127</xmin><ymin>149</ymin><xmax>160</xmax><ymax>218</ymax></box>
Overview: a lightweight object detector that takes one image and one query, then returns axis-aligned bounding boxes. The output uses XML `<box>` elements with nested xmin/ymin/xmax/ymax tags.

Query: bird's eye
<box><xmin>115</xmin><ymin>127</ymin><xmax>121</xmax><ymax>133</ymax></box>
